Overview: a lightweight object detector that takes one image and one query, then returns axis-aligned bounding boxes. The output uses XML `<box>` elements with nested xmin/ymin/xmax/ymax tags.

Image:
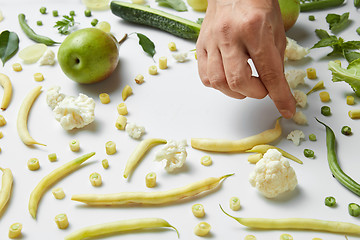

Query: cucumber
<box><xmin>110</xmin><ymin>1</ymin><xmax>201</xmax><ymax>40</ymax></box>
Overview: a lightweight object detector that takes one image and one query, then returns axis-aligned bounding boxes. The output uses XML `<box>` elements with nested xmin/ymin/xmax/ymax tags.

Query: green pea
<box><xmin>309</xmin><ymin>134</ymin><xmax>317</xmax><ymax>141</ymax></box>
<box><xmin>321</xmin><ymin>106</ymin><xmax>331</xmax><ymax>116</ymax></box>
<box><xmin>91</xmin><ymin>19</ymin><xmax>99</xmax><ymax>27</ymax></box>
<box><xmin>70</xmin><ymin>10</ymin><xmax>75</xmax><ymax>16</ymax></box>
<box><xmin>52</xmin><ymin>10</ymin><xmax>59</xmax><ymax>17</ymax></box>
<box><xmin>39</xmin><ymin>7</ymin><xmax>47</xmax><ymax>14</ymax></box>
<box><xmin>36</xmin><ymin>20</ymin><xmax>43</xmax><ymax>26</ymax></box>
<box><xmin>84</xmin><ymin>9</ymin><xmax>92</xmax><ymax>17</ymax></box>
<box><xmin>303</xmin><ymin>149</ymin><xmax>314</xmax><ymax>158</ymax></box>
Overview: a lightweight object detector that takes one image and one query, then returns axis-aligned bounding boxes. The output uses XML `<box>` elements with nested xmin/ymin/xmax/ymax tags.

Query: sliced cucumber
<box><xmin>110</xmin><ymin>1</ymin><xmax>201</xmax><ymax>40</ymax></box>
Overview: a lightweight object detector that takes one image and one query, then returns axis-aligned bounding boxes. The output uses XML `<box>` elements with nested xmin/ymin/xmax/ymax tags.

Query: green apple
<box><xmin>58</xmin><ymin>28</ymin><xmax>119</xmax><ymax>84</ymax></box>
<box><xmin>278</xmin><ymin>0</ymin><xmax>300</xmax><ymax>31</ymax></box>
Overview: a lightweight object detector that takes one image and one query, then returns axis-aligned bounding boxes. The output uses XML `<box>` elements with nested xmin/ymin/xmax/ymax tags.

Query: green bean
<box><xmin>303</xmin><ymin>149</ymin><xmax>314</xmax><ymax>158</ymax></box>
<box><xmin>52</xmin><ymin>10</ymin><xmax>59</xmax><ymax>17</ymax></box>
<box><xmin>325</xmin><ymin>196</ymin><xmax>336</xmax><ymax>207</ymax></box>
<box><xmin>84</xmin><ymin>9</ymin><xmax>92</xmax><ymax>17</ymax></box>
<box><xmin>309</xmin><ymin>134</ymin><xmax>317</xmax><ymax>141</ymax></box>
<box><xmin>65</xmin><ymin>218</ymin><xmax>179</xmax><ymax>240</ymax></box>
<box><xmin>29</xmin><ymin>152</ymin><xmax>95</xmax><ymax>219</ymax></box>
<box><xmin>220</xmin><ymin>205</ymin><xmax>360</xmax><ymax>234</ymax></box>
<box><xmin>0</xmin><ymin>167</ymin><xmax>13</xmax><ymax>215</ymax></box>
<box><xmin>341</xmin><ymin>126</ymin><xmax>352</xmax><ymax>136</ymax></box>
<box><xmin>316</xmin><ymin>118</ymin><xmax>360</xmax><ymax>196</ymax></box>
<box><xmin>308</xmin><ymin>15</ymin><xmax>315</xmax><ymax>21</ymax></box>
<box><xmin>321</xmin><ymin>106</ymin><xmax>331</xmax><ymax>116</ymax></box>
<box><xmin>39</xmin><ymin>7</ymin><xmax>47</xmax><ymax>14</ymax></box>
<box><xmin>69</xmin><ymin>10</ymin><xmax>75</xmax><ymax>16</ymax></box>
<box><xmin>18</xmin><ymin>13</ymin><xmax>60</xmax><ymax>46</ymax></box>
<box><xmin>300</xmin><ymin>0</ymin><xmax>345</xmax><ymax>12</ymax></box>
<box><xmin>349</xmin><ymin>203</ymin><xmax>360</xmax><ymax>217</ymax></box>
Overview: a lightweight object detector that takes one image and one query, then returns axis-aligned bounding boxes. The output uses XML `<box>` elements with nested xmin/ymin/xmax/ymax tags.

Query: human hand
<box><xmin>196</xmin><ymin>0</ymin><xmax>296</xmax><ymax>119</ymax></box>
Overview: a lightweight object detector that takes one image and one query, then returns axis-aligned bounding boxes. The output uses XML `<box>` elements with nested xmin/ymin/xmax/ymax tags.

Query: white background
<box><xmin>0</xmin><ymin>0</ymin><xmax>360</xmax><ymax>239</ymax></box>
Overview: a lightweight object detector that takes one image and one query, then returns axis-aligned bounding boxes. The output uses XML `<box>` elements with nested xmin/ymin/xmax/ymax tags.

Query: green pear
<box><xmin>278</xmin><ymin>0</ymin><xmax>300</xmax><ymax>31</ymax></box>
<box><xmin>58</xmin><ymin>28</ymin><xmax>119</xmax><ymax>84</ymax></box>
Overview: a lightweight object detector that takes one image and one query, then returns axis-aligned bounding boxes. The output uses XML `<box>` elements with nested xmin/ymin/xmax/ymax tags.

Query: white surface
<box><xmin>0</xmin><ymin>1</ymin><xmax>360</xmax><ymax>239</ymax></box>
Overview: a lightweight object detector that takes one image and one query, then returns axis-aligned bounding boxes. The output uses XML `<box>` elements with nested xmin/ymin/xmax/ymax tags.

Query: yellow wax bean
<box><xmin>12</xmin><ymin>63</ymin><xmax>22</xmax><ymax>72</ymax></box>
<box><xmin>0</xmin><ymin>73</ymin><xmax>13</xmax><ymax>110</ymax></box>
<box><xmin>168</xmin><ymin>42</ymin><xmax>177</xmax><ymax>51</ymax></box>
<box><xmin>105</xmin><ymin>141</ymin><xmax>116</xmax><ymax>155</ymax></box>
<box><xmin>145</xmin><ymin>172</ymin><xmax>156</xmax><ymax>188</ymax></box>
<box><xmin>0</xmin><ymin>167</ymin><xmax>13</xmax><ymax>215</ymax></box>
<box><xmin>55</xmin><ymin>213</ymin><xmax>69</xmax><ymax>229</ymax></box>
<box><xmin>8</xmin><ymin>223</ymin><xmax>22</xmax><ymax>238</ymax></box>
<box><xmin>247</xmin><ymin>153</ymin><xmax>263</xmax><ymax>164</ymax></box>
<box><xmin>349</xmin><ymin>109</ymin><xmax>360</xmax><ymax>119</ymax></box>
<box><xmin>192</xmin><ymin>203</ymin><xmax>205</xmax><ymax>218</ymax></box>
<box><xmin>71</xmin><ymin>174</ymin><xmax>233</xmax><ymax>206</ymax></box>
<box><xmin>29</xmin><ymin>152</ymin><xmax>95</xmax><ymax>219</ymax></box>
<box><xmin>117</xmin><ymin>102</ymin><xmax>128</xmax><ymax>115</ymax></box>
<box><xmin>123</xmin><ymin>138</ymin><xmax>167</xmax><ymax>179</ymax></box>
<box><xmin>134</xmin><ymin>74</ymin><xmax>144</xmax><ymax>84</ymax></box>
<box><xmin>246</xmin><ymin>144</ymin><xmax>303</xmax><ymax>164</ymax></box>
<box><xmin>347</xmin><ymin>95</ymin><xmax>355</xmax><ymax>105</ymax></box>
<box><xmin>0</xmin><ymin>115</ymin><xmax>6</xmax><ymax>126</ymax></box>
<box><xmin>122</xmin><ymin>85</ymin><xmax>133</xmax><ymax>101</ymax></box>
<box><xmin>191</xmin><ymin>118</ymin><xmax>281</xmax><ymax>152</ymax></box>
<box><xmin>194</xmin><ymin>222</ymin><xmax>211</xmax><ymax>236</ymax></box>
<box><xmin>52</xmin><ymin>187</ymin><xmax>65</xmax><ymax>199</ymax></box>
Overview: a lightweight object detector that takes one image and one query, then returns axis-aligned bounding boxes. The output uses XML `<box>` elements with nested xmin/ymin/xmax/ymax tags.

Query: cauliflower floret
<box><xmin>287</xmin><ymin>130</ymin><xmax>305</xmax><ymax>146</ymax></box>
<box><xmin>292</xmin><ymin>111</ymin><xmax>308</xmax><ymax>125</ymax></box>
<box><xmin>39</xmin><ymin>49</ymin><xmax>56</xmax><ymax>65</ymax></box>
<box><xmin>154</xmin><ymin>139</ymin><xmax>187</xmax><ymax>172</ymax></box>
<box><xmin>285</xmin><ymin>69</ymin><xmax>306</xmax><ymax>89</ymax></box>
<box><xmin>125</xmin><ymin>122</ymin><xmax>145</xmax><ymax>139</ymax></box>
<box><xmin>285</xmin><ymin>37</ymin><xmax>309</xmax><ymax>61</ymax></box>
<box><xmin>46</xmin><ymin>86</ymin><xmax>65</xmax><ymax>110</ymax></box>
<box><xmin>249</xmin><ymin>149</ymin><xmax>298</xmax><ymax>198</ymax></box>
<box><xmin>53</xmin><ymin>93</ymin><xmax>95</xmax><ymax>130</ymax></box>
<box><xmin>293</xmin><ymin>90</ymin><xmax>307</xmax><ymax>108</ymax></box>
<box><xmin>172</xmin><ymin>52</ymin><xmax>188</xmax><ymax>62</ymax></box>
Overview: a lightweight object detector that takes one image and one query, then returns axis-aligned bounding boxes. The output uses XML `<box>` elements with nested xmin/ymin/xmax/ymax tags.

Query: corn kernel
<box><xmin>12</xmin><ymin>63</ymin><xmax>22</xmax><ymax>72</ymax></box>
<box><xmin>122</xmin><ymin>85</ymin><xmax>133</xmax><ymax>101</ymax></box>
<box><xmin>319</xmin><ymin>91</ymin><xmax>330</xmax><ymax>102</ymax></box>
<box><xmin>117</xmin><ymin>102</ymin><xmax>128</xmax><ymax>115</ymax></box>
<box><xmin>34</xmin><ymin>72</ymin><xmax>44</xmax><ymax>82</ymax></box>
<box><xmin>105</xmin><ymin>141</ymin><xmax>116</xmax><ymax>155</ymax></box>
<box><xmin>52</xmin><ymin>187</ymin><xmax>65</xmax><ymax>199</ymax></box>
<box><xmin>27</xmin><ymin>158</ymin><xmax>40</xmax><ymax>171</ymax></box>
<box><xmin>102</xmin><ymin>159</ymin><xmax>109</xmax><ymax>169</ymax></box>
<box><xmin>200</xmin><ymin>155</ymin><xmax>212</xmax><ymax>166</ymax></box>
<box><xmin>229</xmin><ymin>196</ymin><xmax>241</xmax><ymax>211</ymax></box>
<box><xmin>0</xmin><ymin>115</ymin><xmax>6</xmax><ymax>126</ymax></box>
<box><xmin>0</xmin><ymin>131</ymin><xmax>3</xmax><ymax>139</ymax></box>
<box><xmin>99</xmin><ymin>93</ymin><xmax>110</xmax><ymax>104</ymax></box>
<box><xmin>192</xmin><ymin>204</ymin><xmax>205</xmax><ymax>218</ymax></box>
<box><xmin>194</xmin><ymin>222</ymin><xmax>211</xmax><ymax>236</ymax></box>
<box><xmin>159</xmin><ymin>56</ymin><xmax>167</xmax><ymax>70</ymax></box>
<box><xmin>306</xmin><ymin>67</ymin><xmax>317</xmax><ymax>79</ymax></box>
<box><xmin>115</xmin><ymin>115</ymin><xmax>127</xmax><ymax>130</ymax></box>
<box><xmin>48</xmin><ymin>153</ymin><xmax>57</xmax><ymax>162</ymax></box>
<box><xmin>247</xmin><ymin>153</ymin><xmax>263</xmax><ymax>164</ymax></box>
<box><xmin>349</xmin><ymin>109</ymin><xmax>360</xmax><ymax>119</ymax></box>
<box><xmin>347</xmin><ymin>95</ymin><xmax>355</xmax><ymax>105</ymax></box>
<box><xmin>145</xmin><ymin>172</ymin><xmax>157</xmax><ymax>188</ymax></box>
<box><xmin>168</xmin><ymin>42</ymin><xmax>177</xmax><ymax>51</ymax></box>
<box><xmin>55</xmin><ymin>213</ymin><xmax>69</xmax><ymax>229</ymax></box>
<box><xmin>8</xmin><ymin>223</ymin><xmax>22</xmax><ymax>238</ymax></box>
<box><xmin>135</xmin><ymin>74</ymin><xmax>145</xmax><ymax>84</ymax></box>
<box><xmin>89</xmin><ymin>172</ymin><xmax>102</xmax><ymax>186</ymax></box>
<box><xmin>148</xmin><ymin>65</ymin><xmax>158</xmax><ymax>75</ymax></box>
<box><xmin>69</xmin><ymin>139</ymin><xmax>80</xmax><ymax>152</ymax></box>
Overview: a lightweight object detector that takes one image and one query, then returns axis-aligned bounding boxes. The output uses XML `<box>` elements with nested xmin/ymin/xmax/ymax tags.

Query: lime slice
<box><xmin>18</xmin><ymin>43</ymin><xmax>47</xmax><ymax>64</ymax></box>
<box><xmin>81</xmin><ymin>0</ymin><xmax>110</xmax><ymax>10</ymax></box>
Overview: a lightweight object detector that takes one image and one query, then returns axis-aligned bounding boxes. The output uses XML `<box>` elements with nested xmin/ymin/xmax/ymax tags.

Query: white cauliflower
<box><xmin>154</xmin><ymin>139</ymin><xmax>187</xmax><ymax>172</ymax></box>
<box><xmin>293</xmin><ymin>90</ymin><xmax>307</xmax><ymax>108</ymax></box>
<box><xmin>39</xmin><ymin>49</ymin><xmax>56</xmax><ymax>65</ymax></box>
<box><xmin>285</xmin><ymin>69</ymin><xmax>306</xmax><ymax>89</ymax></box>
<box><xmin>249</xmin><ymin>149</ymin><xmax>298</xmax><ymax>198</ymax></box>
<box><xmin>285</xmin><ymin>37</ymin><xmax>309</xmax><ymax>61</ymax></box>
<box><xmin>172</xmin><ymin>52</ymin><xmax>188</xmax><ymax>62</ymax></box>
<box><xmin>125</xmin><ymin>122</ymin><xmax>145</xmax><ymax>139</ymax></box>
<box><xmin>292</xmin><ymin>111</ymin><xmax>308</xmax><ymax>125</ymax></box>
<box><xmin>287</xmin><ymin>130</ymin><xmax>305</xmax><ymax>146</ymax></box>
<box><xmin>46</xmin><ymin>86</ymin><xmax>95</xmax><ymax>130</ymax></box>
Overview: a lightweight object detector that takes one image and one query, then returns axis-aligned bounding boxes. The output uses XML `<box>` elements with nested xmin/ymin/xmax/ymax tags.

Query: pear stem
<box><xmin>118</xmin><ymin>33</ymin><xmax>128</xmax><ymax>45</ymax></box>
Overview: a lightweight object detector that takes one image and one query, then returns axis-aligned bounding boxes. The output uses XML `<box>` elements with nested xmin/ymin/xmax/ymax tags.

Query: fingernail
<box><xmin>280</xmin><ymin>110</ymin><xmax>294</xmax><ymax>119</ymax></box>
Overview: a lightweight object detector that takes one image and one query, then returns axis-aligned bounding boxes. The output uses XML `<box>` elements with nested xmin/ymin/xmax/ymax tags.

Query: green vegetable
<box><xmin>91</xmin><ymin>19</ymin><xmax>99</xmax><ymax>27</ymax></box>
<box><xmin>309</xmin><ymin>134</ymin><xmax>317</xmax><ymax>141</ymax></box>
<box><xmin>300</xmin><ymin>0</ymin><xmax>345</xmax><ymax>12</ymax></box>
<box><xmin>39</xmin><ymin>7</ymin><xmax>47</xmax><ymax>14</ymax></box>
<box><xmin>54</xmin><ymin>15</ymin><xmax>75</xmax><ymax>35</ymax></box>
<box><xmin>36</xmin><ymin>20</ymin><xmax>43</xmax><ymax>26</ymax></box>
<box><xmin>326</xmin><ymin>12</ymin><xmax>350</xmax><ymax>32</ymax></box>
<box><xmin>316</xmin><ymin>118</ymin><xmax>360</xmax><ymax>197</ymax></box>
<box><xmin>328</xmin><ymin>59</ymin><xmax>360</xmax><ymax>97</ymax></box>
<box><xmin>136</xmin><ymin>33</ymin><xmax>156</xmax><ymax>57</ymax></box>
<box><xmin>349</xmin><ymin>203</ymin><xmax>360</xmax><ymax>217</ymax></box>
<box><xmin>18</xmin><ymin>13</ymin><xmax>59</xmax><ymax>46</ymax></box>
<box><xmin>341</xmin><ymin>126</ymin><xmax>352</xmax><ymax>135</ymax></box>
<box><xmin>197</xmin><ymin>18</ymin><xmax>204</xmax><ymax>25</ymax></box>
<box><xmin>0</xmin><ymin>30</ymin><xmax>19</xmax><ymax>66</ymax></box>
<box><xmin>325</xmin><ymin>196</ymin><xmax>336</xmax><ymax>207</ymax></box>
<box><xmin>155</xmin><ymin>0</ymin><xmax>187</xmax><ymax>12</ymax></box>
<box><xmin>321</xmin><ymin>106</ymin><xmax>331</xmax><ymax>116</ymax></box>
<box><xmin>303</xmin><ymin>149</ymin><xmax>314</xmax><ymax>158</ymax></box>
<box><xmin>110</xmin><ymin>1</ymin><xmax>201</xmax><ymax>40</ymax></box>
<box><xmin>308</xmin><ymin>15</ymin><xmax>315</xmax><ymax>21</ymax></box>
<box><xmin>52</xmin><ymin>10</ymin><xmax>59</xmax><ymax>17</ymax></box>
<box><xmin>84</xmin><ymin>9</ymin><xmax>91</xmax><ymax>17</ymax></box>
<box><xmin>355</xmin><ymin>0</ymin><xmax>360</xmax><ymax>7</ymax></box>
<box><xmin>70</xmin><ymin>10</ymin><xmax>76</xmax><ymax>16</ymax></box>
<box><xmin>357</xmin><ymin>27</ymin><xmax>360</xmax><ymax>36</ymax></box>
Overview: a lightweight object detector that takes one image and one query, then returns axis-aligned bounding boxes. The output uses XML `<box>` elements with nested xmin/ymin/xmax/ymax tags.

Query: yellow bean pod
<box><xmin>65</xmin><ymin>218</ymin><xmax>179</xmax><ymax>240</ymax></box>
<box><xmin>17</xmin><ymin>86</ymin><xmax>45</xmax><ymax>146</ymax></box>
<box><xmin>0</xmin><ymin>73</ymin><xmax>13</xmax><ymax>110</ymax></box>
<box><xmin>123</xmin><ymin>138</ymin><xmax>167</xmax><ymax>179</ymax></box>
<box><xmin>122</xmin><ymin>85</ymin><xmax>133</xmax><ymax>101</ymax></box>
<box><xmin>246</xmin><ymin>144</ymin><xmax>303</xmax><ymax>164</ymax></box>
<box><xmin>0</xmin><ymin>167</ymin><xmax>13</xmax><ymax>215</ymax></box>
<box><xmin>191</xmin><ymin>118</ymin><xmax>281</xmax><ymax>152</ymax></box>
<box><xmin>71</xmin><ymin>174</ymin><xmax>233</xmax><ymax>206</ymax></box>
<box><xmin>29</xmin><ymin>152</ymin><xmax>95</xmax><ymax>219</ymax></box>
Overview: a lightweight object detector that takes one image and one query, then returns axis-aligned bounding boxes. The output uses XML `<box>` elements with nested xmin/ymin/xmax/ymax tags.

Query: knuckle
<box><xmin>227</xmin><ymin>75</ymin><xmax>242</xmax><ymax>92</ymax></box>
<box><xmin>209</xmin><ymin>75</ymin><xmax>226</xmax><ymax>90</ymax></box>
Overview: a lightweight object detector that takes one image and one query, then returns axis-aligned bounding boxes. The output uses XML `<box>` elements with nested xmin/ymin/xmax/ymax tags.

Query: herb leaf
<box><xmin>136</xmin><ymin>33</ymin><xmax>156</xmax><ymax>57</ymax></box>
<box><xmin>315</xmin><ymin>29</ymin><xmax>331</xmax><ymax>39</ymax></box>
<box><xmin>156</xmin><ymin>0</ymin><xmax>187</xmax><ymax>11</ymax></box>
<box><xmin>54</xmin><ymin>15</ymin><xmax>75</xmax><ymax>35</ymax></box>
<box><xmin>326</xmin><ymin>12</ymin><xmax>350</xmax><ymax>32</ymax></box>
<box><xmin>311</xmin><ymin>36</ymin><xmax>338</xmax><ymax>49</ymax></box>
<box><xmin>343</xmin><ymin>50</ymin><xmax>360</xmax><ymax>63</ymax></box>
<box><xmin>0</xmin><ymin>30</ymin><xmax>19</xmax><ymax>66</ymax></box>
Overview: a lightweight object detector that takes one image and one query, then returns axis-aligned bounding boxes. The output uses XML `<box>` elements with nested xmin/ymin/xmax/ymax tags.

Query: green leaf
<box><xmin>342</xmin><ymin>41</ymin><xmax>360</xmax><ymax>50</ymax></box>
<box><xmin>0</xmin><ymin>30</ymin><xmax>19</xmax><ymax>66</ymax></box>
<box><xmin>136</xmin><ymin>33</ymin><xmax>156</xmax><ymax>57</ymax></box>
<box><xmin>343</xmin><ymin>50</ymin><xmax>360</xmax><ymax>63</ymax></box>
<box><xmin>156</xmin><ymin>0</ymin><xmax>187</xmax><ymax>11</ymax></box>
<box><xmin>315</xmin><ymin>29</ymin><xmax>331</xmax><ymax>39</ymax></box>
<box><xmin>54</xmin><ymin>15</ymin><xmax>75</xmax><ymax>35</ymax></box>
<box><xmin>326</xmin><ymin>12</ymin><xmax>350</xmax><ymax>32</ymax></box>
<box><xmin>311</xmin><ymin>36</ymin><xmax>339</xmax><ymax>49</ymax></box>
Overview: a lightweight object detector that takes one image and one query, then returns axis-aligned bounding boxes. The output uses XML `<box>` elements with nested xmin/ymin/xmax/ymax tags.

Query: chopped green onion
<box><xmin>69</xmin><ymin>10</ymin><xmax>75</xmax><ymax>16</ymax></box>
<box><xmin>325</xmin><ymin>196</ymin><xmax>336</xmax><ymax>207</ymax></box>
<box><xmin>303</xmin><ymin>149</ymin><xmax>314</xmax><ymax>158</ymax></box>
<box><xmin>40</xmin><ymin>7</ymin><xmax>47</xmax><ymax>14</ymax></box>
<box><xmin>84</xmin><ymin>9</ymin><xmax>92</xmax><ymax>17</ymax></box>
<box><xmin>348</xmin><ymin>203</ymin><xmax>360</xmax><ymax>217</ymax></box>
<box><xmin>309</xmin><ymin>133</ymin><xmax>317</xmax><ymax>141</ymax></box>
<box><xmin>321</xmin><ymin>106</ymin><xmax>331</xmax><ymax>116</ymax></box>
<box><xmin>341</xmin><ymin>126</ymin><xmax>352</xmax><ymax>136</ymax></box>
<box><xmin>91</xmin><ymin>18</ymin><xmax>99</xmax><ymax>27</ymax></box>
<box><xmin>36</xmin><ymin>20</ymin><xmax>43</xmax><ymax>26</ymax></box>
<box><xmin>52</xmin><ymin>10</ymin><xmax>59</xmax><ymax>17</ymax></box>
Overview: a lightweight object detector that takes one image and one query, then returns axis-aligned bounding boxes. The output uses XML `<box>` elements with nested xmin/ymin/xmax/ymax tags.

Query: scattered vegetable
<box><xmin>149</xmin><ymin>65</ymin><xmax>158</xmax><ymax>75</ymax></box>
<box><xmin>52</xmin><ymin>10</ymin><xmax>59</xmax><ymax>17</ymax></box>
<box><xmin>328</xmin><ymin>59</ymin><xmax>360</xmax><ymax>96</ymax></box>
<box><xmin>145</xmin><ymin>172</ymin><xmax>157</xmax><ymax>188</ymax></box>
<box><xmin>280</xmin><ymin>233</ymin><xmax>293</xmax><ymax>240</ymax></box>
<box><xmin>348</xmin><ymin>203</ymin><xmax>360</xmax><ymax>217</ymax></box>
<box><xmin>308</xmin><ymin>15</ymin><xmax>315</xmax><ymax>21</ymax></box>
<box><xmin>69</xmin><ymin>139</ymin><xmax>80</xmax><ymax>152</ymax></box>
<box><xmin>247</xmin><ymin>153</ymin><xmax>263</xmax><ymax>164</ymax></box>
<box><xmin>70</xmin><ymin>10</ymin><xmax>76</xmax><ymax>16</ymax></box>
<box><xmin>0</xmin><ymin>167</ymin><xmax>13</xmax><ymax>215</ymax></box>
<box><xmin>117</xmin><ymin>102</ymin><xmax>128</xmax><ymax>115</ymax></box>
<box><xmin>52</xmin><ymin>187</ymin><xmax>65</xmax><ymax>199</ymax></box>
<box><xmin>309</xmin><ymin>134</ymin><xmax>317</xmax><ymax>141</ymax></box>
<box><xmin>54</xmin><ymin>15</ymin><xmax>76</xmax><ymax>35</ymax></box>
<box><xmin>39</xmin><ymin>7</ymin><xmax>47</xmax><ymax>14</ymax></box>
<box><xmin>194</xmin><ymin>222</ymin><xmax>211</xmax><ymax>236</ymax></box>
<box><xmin>326</xmin><ymin>12</ymin><xmax>350</xmax><ymax>32</ymax></box>
<box><xmin>91</xmin><ymin>18</ymin><xmax>98</xmax><ymax>26</ymax></box>
<box><xmin>346</xmin><ymin>95</ymin><xmax>355</xmax><ymax>105</ymax></box>
<box><xmin>115</xmin><ymin>115</ymin><xmax>127</xmax><ymax>130</ymax></box>
<box><xmin>27</xmin><ymin>158</ymin><xmax>40</xmax><ymax>171</ymax></box>
<box><xmin>306</xmin><ymin>67</ymin><xmax>317</xmax><ymax>79</ymax></box>
<box><xmin>159</xmin><ymin>56</ymin><xmax>168</xmax><ymax>69</ymax></box>
<box><xmin>304</xmin><ymin>149</ymin><xmax>315</xmax><ymax>158</ymax></box>
<box><xmin>99</xmin><ymin>93</ymin><xmax>110</xmax><ymax>104</ymax></box>
<box><xmin>321</xmin><ymin>106</ymin><xmax>331</xmax><ymax>116</ymax></box>
<box><xmin>36</xmin><ymin>20</ymin><xmax>43</xmax><ymax>26</ymax></box>
<box><xmin>105</xmin><ymin>141</ymin><xmax>116</xmax><ymax>155</ymax></box>
<box><xmin>8</xmin><ymin>223</ymin><xmax>22</xmax><ymax>239</ymax></box>
<box><xmin>307</xmin><ymin>80</ymin><xmax>325</xmax><ymax>95</ymax></box>
<box><xmin>319</xmin><ymin>91</ymin><xmax>330</xmax><ymax>102</ymax></box>
<box><xmin>154</xmin><ymin>139</ymin><xmax>187</xmax><ymax>172</ymax></box>
<box><xmin>349</xmin><ymin>109</ymin><xmax>360</xmax><ymax>119</ymax></box>
<box><xmin>12</xmin><ymin>63</ymin><xmax>22</xmax><ymax>72</ymax></box>
<box><xmin>48</xmin><ymin>153</ymin><xmax>57</xmax><ymax>162</ymax></box>
<box><xmin>230</xmin><ymin>196</ymin><xmax>241</xmax><ymax>211</ymax></box>
<box><xmin>192</xmin><ymin>203</ymin><xmax>205</xmax><ymax>217</ymax></box>
<box><xmin>246</xmin><ymin>144</ymin><xmax>303</xmax><ymax>164</ymax></box>
<box><xmin>325</xmin><ymin>196</ymin><xmax>336</xmax><ymax>207</ymax></box>
<box><xmin>0</xmin><ymin>73</ymin><xmax>12</xmax><ymax>110</ymax></box>
<box><xmin>89</xmin><ymin>172</ymin><xmax>102</xmax><ymax>186</ymax></box>
<box><xmin>0</xmin><ymin>115</ymin><xmax>5</xmax><ymax>126</ymax></box>
<box><xmin>122</xmin><ymin>84</ymin><xmax>133</xmax><ymax>101</ymax></box>
<box><xmin>135</xmin><ymin>74</ymin><xmax>144</xmax><ymax>84</ymax></box>
<box><xmin>102</xmin><ymin>159</ymin><xmax>109</xmax><ymax>169</ymax></box>
<box><xmin>168</xmin><ymin>41</ymin><xmax>177</xmax><ymax>51</ymax></box>
<box><xmin>341</xmin><ymin>126</ymin><xmax>352</xmax><ymax>135</ymax></box>
<box><xmin>200</xmin><ymin>155</ymin><xmax>212</xmax><ymax>166</ymax></box>
<box><xmin>33</xmin><ymin>72</ymin><xmax>44</xmax><ymax>82</ymax></box>
<box><xmin>55</xmin><ymin>213</ymin><xmax>69</xmax><ymax>229</ymax></box>
<box><xmin>300</xmin><ymin>0</ymin><xmax>345</xmax><ymax>12</ymax></box>
<box><xmin>0</xmin><ymin>30</ymin><xmax>19</xmax><ymax>66</ymax></box>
